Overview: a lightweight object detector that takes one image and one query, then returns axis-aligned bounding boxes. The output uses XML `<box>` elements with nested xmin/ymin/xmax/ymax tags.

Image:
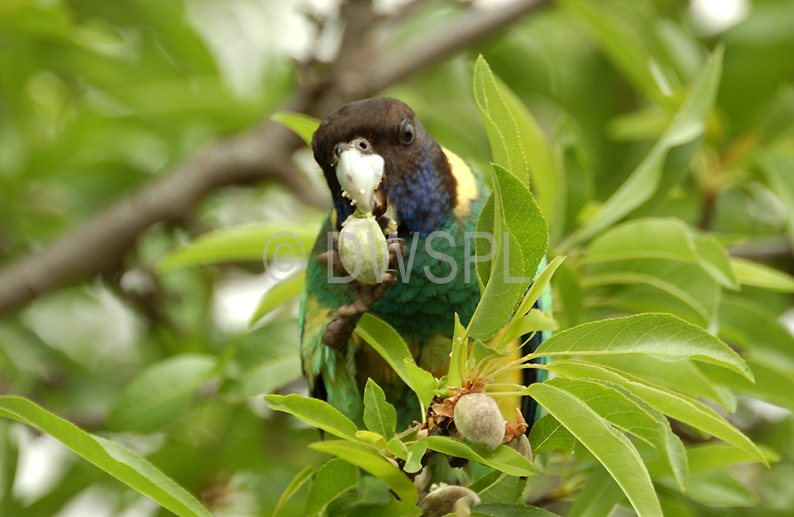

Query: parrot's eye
<box><xmin>400</xmin><ymin>119</ymin><xmax>414</xmax><ymax>145</ymax></box>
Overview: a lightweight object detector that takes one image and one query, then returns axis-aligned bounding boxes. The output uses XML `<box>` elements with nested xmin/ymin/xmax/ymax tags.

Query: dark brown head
<box><xmin>312</xmin><ymin>98</ymin><xmax>458</xmax><ymax>234</ymax></box>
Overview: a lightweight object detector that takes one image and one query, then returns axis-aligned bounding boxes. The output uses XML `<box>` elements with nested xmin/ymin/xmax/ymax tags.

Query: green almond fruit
<box><xmin>419</xmin><ymin>485</ymin><xmax>480</xmax><ymax>517</ymax></box>
<box><xmin>338</xmin><ymin>214</ymin><xmax>388</xmax><ymax>285</ymax></box>
<box><xmin>453</xmin><ymin>393</ymin><xmax>506</xmax><ymax>450</ymax></box>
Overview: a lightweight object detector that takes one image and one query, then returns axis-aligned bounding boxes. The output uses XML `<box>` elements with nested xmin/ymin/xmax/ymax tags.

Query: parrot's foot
<box><xmin>321</xmin><ymin>235</ymin><xmax>406</xmax><ymax>349</ymax></box>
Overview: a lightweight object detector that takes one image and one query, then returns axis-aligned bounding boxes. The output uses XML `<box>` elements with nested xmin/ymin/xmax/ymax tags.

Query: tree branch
<box><xmin>0</xmin><ymin>0</ymin><xmax>550</xmax><ymax>316</ymax></box>
<box><xmin>363</xmin><ymin>0</ymin><xmax>551</xmax><ymax>97</ymax></box>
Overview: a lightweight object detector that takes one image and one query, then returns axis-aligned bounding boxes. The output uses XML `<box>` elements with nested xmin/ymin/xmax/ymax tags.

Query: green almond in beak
<box><xmin>335</xmin><ymin>139</ymin><xmax>384</xmax><ymax>214</ymax></box>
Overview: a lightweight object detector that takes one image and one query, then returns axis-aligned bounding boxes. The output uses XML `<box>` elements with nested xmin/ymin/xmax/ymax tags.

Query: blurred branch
<box><xmin>729</xmin><ymin>238</ymin><xmax>794</xmax><ymax>262</ymax></box>
<box><xmin>364</xmin><ymin>0</ymin><xmax>551</xmax><ymax>96</ymax></box>
<box><xmin>0</xmin><ymin>0</ymin><xmax>550</xmax><ymax>316</ymax></box>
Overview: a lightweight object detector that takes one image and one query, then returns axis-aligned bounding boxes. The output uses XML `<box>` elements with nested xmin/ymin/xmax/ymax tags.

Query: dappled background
<box><xmin>1</xmin><ymin>0</ymin><xmax>794</xmax><ymax>515</ymax></box>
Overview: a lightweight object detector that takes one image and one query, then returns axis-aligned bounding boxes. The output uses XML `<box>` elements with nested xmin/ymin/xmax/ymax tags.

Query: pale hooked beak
<box><xmin>335</xmin><ymin>138</ymin><xmax>384</xmax><ymax>214</ymax></box>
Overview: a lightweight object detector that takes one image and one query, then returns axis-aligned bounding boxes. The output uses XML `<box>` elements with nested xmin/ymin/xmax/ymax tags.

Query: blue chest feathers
<box><xmin>390</xmin><ymin>152</ymin><xmax>453</xmax><ymax>236</ymax></box>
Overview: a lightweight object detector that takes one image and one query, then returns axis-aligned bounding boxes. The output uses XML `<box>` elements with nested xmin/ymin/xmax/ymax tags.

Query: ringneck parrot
<box><xmin>299</xmin><ymin>97</ymin><xmax>546</xmax><ymax>433</ymax></box>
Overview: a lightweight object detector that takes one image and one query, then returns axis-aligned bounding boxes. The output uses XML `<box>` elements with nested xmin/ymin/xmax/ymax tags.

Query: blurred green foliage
<box><xmin>1</xmin><ymin>0</ymin><xmax>794</xmax><ymax>516</ymax></box>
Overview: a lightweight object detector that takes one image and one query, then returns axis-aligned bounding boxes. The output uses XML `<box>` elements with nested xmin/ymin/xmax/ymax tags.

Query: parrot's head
<box><xmin>312</xmin><ymin>97</ymin><xmax>461</xmax><ymax>235</ymax></box>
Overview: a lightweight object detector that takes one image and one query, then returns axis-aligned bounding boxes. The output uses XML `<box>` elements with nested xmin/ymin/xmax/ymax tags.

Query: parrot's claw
<box><xmin>322</xmin><ymin>278</ymin><xmax>390</xmax><ymax>348</ymax></box>
<box><xmin>321</xmin><ymin>281</ymin><xmax>373</xmax><ymax>349</ymax></box>
<box><xmin>321</xmin><ymin>234</ymin><xmax>405</xmax><ymax>349</ymax></box>
<box><xmin>376</xmin><ymin>210</ymin><xmax>395</xmax><ymax>232</ymax></box>
<box><xmin>386</xmin><ymin>235</ymin><xmax>407</xmax><ymax>261</ymax></box>
<box><xmin>316</xmin><ymin>248</ymin><xmax>348</xmax><ymax>276</ymax></box>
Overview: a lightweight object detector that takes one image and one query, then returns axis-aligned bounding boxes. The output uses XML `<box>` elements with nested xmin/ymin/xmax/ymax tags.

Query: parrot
<box><xmin>298</xmin><ymin>97</ymin><xmax>547</xmax><ymax>434</ymax></box>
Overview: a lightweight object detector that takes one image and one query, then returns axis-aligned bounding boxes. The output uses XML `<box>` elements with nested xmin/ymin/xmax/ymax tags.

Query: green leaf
<box><xmin>561</xmin><ymin>46</ymin><xmax>723</xmax><ymax>249</ymax></box>
<box><xmin>475</xmin><ymin>193</ymin><xmax>497</xmax><ymax>288</ymax></box>
<box><xmin>528</xmin><ymin>414</ymin><xmax>575</xmax><ymax>454</ymax></box>
<box><xmin>473</xmin><ymin>502</ymin><xmax>559</xmax><ymax>517</ymax></box>
<box><xmin>468</xmin><ymin>471</ymin><xmax>527</xmax><ymax>504</ymax></box>
<box><xmin>559</xmin><ymin>0</ymin><xmax>674</xmax><ymax>104</ymax></box>
<box><xmin>355</xmin><ymin>313</ymin><xmax>429</xmax><ymax>418</ymax></box>
<box><xmin>685</xmin><ymin>443</ymin><xmax>779</xmax><ymax>473</ymax></box>
<box><xmin>568</xmin><ymin>466</ymin><xmax>623</xmax><ymax>517</ymax></box>
<box><xmin>467</xmin><ymin>470</ymin><xmax>503</xmax><ymax>494</ymax></box>
<box><xmin>589</xmin><ymin>354</ymin><xmax>735</xmax><ymax>411</ymax></box>
<box><xmin>364</xmin><ymin>379</ymin><xmax>397</xmax><ymax>439</ymax></box>
<box><xmin>221</xmin><ymin>320</ymin><xmax>301</xmax><ymax>401</ymax></box>
<box><xmin>547</xmin><ymin>360</ymin><xmax>766</xmax><ymax>465</ymax></box>
<box><xmin>448</xmin><ymin>313</ymin><xmax>468</xmax><ymax>388</ymax></box>
<box><xmin>250</xmin><ymin>272</ymin><xmax>305</xmax><ymax>325</ymax></box>
<box><xmin>404</xmin><ymin>441</ymin><xmax>427</xmax><ymax>474</ymax></box>
<box><xmin>692</xmin><ymin>234</ymin><xmax>739</xmax><ymax>290</ymax></box>
<box><xmin>355</xmin><ymin>313</ymin><xmax>415</xmax><ymax>385</ymax></box>
<box><xmin>419</xmin><ymin>436</ymin><xmax>536</xmax><ymax>477</ymax></box>
<box><xmin>547</xmin><ymin>377</ymin><xmax>687</xmax><ymax>491</ymax></box>
<box><xmin>106</xmin><ymin>354</ymin><xmax>217</xmax><ymax>433</ymax></box>
<box><xmin>730</xmin><ymin>257</ymin><xmax>794</xmax><ymax>292</ymax></box>
<box><xmin>681</xmin><ymin>470</ymin><xmax>756</xmax><ymax>507</ymax></box>
<box><xmin>357</xmin><ymin>474</ymin><xmax>391</xmax><ymax>506</ymax></box>
<box><xmin>0</xmin><ymin>396</ymin><xmax>211</xmax><ymax>517</ymax></box>
<box><xmin>0</xmin><ymin>423</ymin><xmax>18</xmax><ymax>504</ymax></box>
<box><xmin>511</xmin><ymin>255</ymin><xmax>566</xmax><ymax>327</ymax></box>
<box><xmin>700</xmin><ymin>360</ymin><xmax>794</xmax><ymax>413</ymax></box>
<box><xmin>608</xmin><ymin>105</ymin><xmax>674</xmax><ymax>142</ymax></box>
<box><xmin>473</xmin><ymin>56</ymin><xmax>560</xmax><ymax>225</ymax></box>
<box><xmin>719</xmin><ymin>295</ymin><xmax>794</xmax><ymax>370</ymax></box>
<box><xmin>265</xmin><ymin>394</ymin><xmax>358</xmax><ymax>440</ymax></box>
<box><xmin>471</xmin><ymin>339</ymin><xmax>508</xmax><ymax>367</ymax></box>
<box><xmin>305</xmin><ymin>458</ymin><xmax>358</xmax><ymax>516</ymax></box>
<box><xmin>757</xmin><ymin>149</ymin><xmax>794</xmax><ymax>246</ymax></box>
<box><xmin>271</xmin><ymin>111</ymin><xmax>321</xmax><ymax>146</ymax></box>
<box><xmin>555</xmin><ymin>117</ymin><xmax>594</xmax><ymax>240</ymax></box>
<box><xmin>387</xmin><ymin>438</ymin><xmax>408</xmax><ymax>461</ymax></box>
<box><xmin>469</xmin><ymin>165</ymin><xmax>548</xmax><ymax>340</ymax></box>
<box><xmin>404</xmin><ymin>360</ymin><xmax>436</xmax><ymax>413</ymax></box>
<box><xmin>356</xmin><ymin>430</ymin><xmax>387</xmax><ymax>448</ymax></box>
<box><xmin>501</xmin><ymin>310</ymin><xmax>558</xmax><ymax>345</ymax></box>
<box><xmin>580</xmin><ymin>218</ymin><xmax>735</xmax><ymax>325</ymax></box>
<box><xmin>223</xmin><ymin>354</ymin><xmax>302</xmax><ymax>400</ymax></box>
<box><xmin>742</xmin><ymin>360</ymin><xmax>794</xmax><ymax>412</ymax></box>
<box><xmin>274</xmin><ymin>466</ymin><xmax>315</xmax><ymax>517</ymax></box>
<box><xmin>533</xmin><ymin>313</ymin><xmax>752</xmax><ymax>380</ymax></box>
<box><xmin>308</xmin><ymin>441</ymin><xmax>418</xmax><ymax>508</ymax></box>
<box><xmin>646</xmin><ymin>443</ymin><xmax>778</xmax><ymax>479</ymax></box>
<box><xmin>554</xmin><ymin>261</ymin><xmax>584</xmax><ymax>328</ymax></box>
<box><xmin>347</xmin><ymin>496</ymin><xmax>416</xmax><ymax>517</ymax></box>
<box><xmin>582</xmin><ymin>261</ymin><xmax>720</xmax><ymax>326</ymax></box>
<box><xmin>158</xmin><ymin>223</ymin><xmax>317</xmax><ymax>272</ymax></box>
<box><xmin>583</xmin><ymin>217</ymin><xmax>736</xmax><ymax>287</ymax></box>
<box><xmin>527</xmin><ymin>383</ymin><xmax>662</xmax><ymax>517</ymax></box>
